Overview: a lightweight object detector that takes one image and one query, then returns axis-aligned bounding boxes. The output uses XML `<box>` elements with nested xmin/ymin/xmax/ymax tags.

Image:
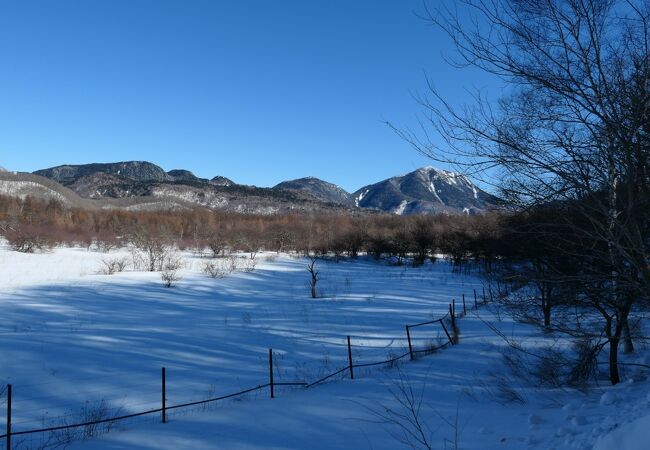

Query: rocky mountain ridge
<box><xmin>0</xmin><ymin>161</ymin><xmax>502</xmax><ymax>215</ymax></box>
<box><xmin>352</xmin><ymin>166</ymin><xmax>501</xmax><ymax>215</ymax></box>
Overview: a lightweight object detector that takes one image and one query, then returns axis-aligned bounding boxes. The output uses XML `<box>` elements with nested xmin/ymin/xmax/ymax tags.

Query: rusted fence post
<box><xmin>462</xmin><ymin>293</ymin><xmax>467</xmax><ymax>316</ymax></box>
<box><xmin>6</xmin><ymin>384</ymin><xmax>11</xmax><ymax>450</ymax></box>
<box><xmin>347</xmin><ymin>336</ymin><xmax>354</xmax><ymax>379</ymax></box>
<box><xmin>406</xmin><ymin>326</ymin><xmax>414</xmax><ymax>360</ymax></box>
<box><xmin>161</xmin><ymin>368</ymin><xmax>166</xmax><ymax>424</ymax></box>
<box><xmin>269</xmin><ymin>348</ymin><xmax>275</xmax><ymax>399</ymax></box>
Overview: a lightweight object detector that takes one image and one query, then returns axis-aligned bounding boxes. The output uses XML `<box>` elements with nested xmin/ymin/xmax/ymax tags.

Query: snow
<box><xmin>428</xmin><ymin>182</ymin><xmax>443</xmax><ymax>203</ymax></box>
<box><xmin>354</xmin><ymin>189</ymin><xmax>369</xmax><ymax>207</ymax></box>
<box><xmin>0</xmin><ymin>244</ymin><xmax>118</xmax><ymax>289</ymax></box>
<box><xmin>393</xmin><ymin>199</ymin><xmax>409</xmax><ymax>215</ymax></box>
<box><xmin>0</xmin><ymin>244</ymin><xmax>648</xmax><ymax>449</ymax></box>
<box><xmin>435</xmin><ymin>169</ymin><xmax>459</xmax><ymax>185</ymax></box>
<box><xmin>599</xmin><ymin>391</ymin><xmax>619</xmax><ymax>406</ymax></box>
<box><xmin>0</xmin><ymin>180</ymin><xmax>66</xmax><ymax>203</ymax></box>
<box><xmin>593</xmin><ymin>414</ymin><xmax>650</xmax><ymax>450</ymax></box>
<box><xmin>151</xmin><ymin>186</ymin><xmax>228</xmax><ymax>209</ymax></box>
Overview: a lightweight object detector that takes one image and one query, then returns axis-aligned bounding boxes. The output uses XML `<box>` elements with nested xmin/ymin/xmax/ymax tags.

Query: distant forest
<box><xmin>0</xmin><ymin>194</ymin><xmax>504</xmax><ymax>267</ymax></box>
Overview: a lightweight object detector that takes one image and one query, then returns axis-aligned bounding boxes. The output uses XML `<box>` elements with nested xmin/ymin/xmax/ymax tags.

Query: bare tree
<box><xmin>236</xmin><ymin>235</ymin><xmax>261</xmax><ymax>260</ymax></box>
<box><xmin>410</xmin><ymin>217</ymin><xmax>436</xmax><ymax>267</ymax></box>
<box><xmin>273</xmin><ymin>230</ymin><xmax>293</xmax><ymax>254</ymax></box>
<box><xmin>306</xmin><ymin>255</ymin><xmax>320</xmax><ymax>299</ymax></box>
<box><xmin>397</xmin><ymin>0</ymin><xmax>650</xmax><ymax>385</ymax></box>
<box><xmin>205</xmin><ymin>232</ymin><xmax>226</xmax><ymax>258</ymax></box>
<box><xmin>128</xmin><ymin>227</ymin><xmax>170</xmax><ymax>272</ymax></box>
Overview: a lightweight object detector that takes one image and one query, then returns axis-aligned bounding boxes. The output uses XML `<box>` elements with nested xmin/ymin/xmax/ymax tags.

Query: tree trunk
<box><xmin>607</xmin><ymin>309</ymin><xmax>628</xmax><ymax>385</ymax></box>
<box><xmin>543</xmin><ymin>303</ymin><xmax>551</xmax><ymax>329</ymax></box>
<box><xmin>608</xmin><ymin>336</ymin><xmax>620</xmax><ymax>385</ymax></box>
<box><xmin>622</xmin><ymin>315</ymin><xmax>635</xmax><ymax>354</ymax></box>
<box><xmin>541</xmin><ymin>285</ymin><xmax>552</xmax><ymax>329</ymax></box>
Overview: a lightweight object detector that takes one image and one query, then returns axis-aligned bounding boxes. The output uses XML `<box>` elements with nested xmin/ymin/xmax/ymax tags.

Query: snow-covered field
<box><xmin>0</xmin><ymin>244</ymin><xmax>648</xmax><ymax>449</ymax></box>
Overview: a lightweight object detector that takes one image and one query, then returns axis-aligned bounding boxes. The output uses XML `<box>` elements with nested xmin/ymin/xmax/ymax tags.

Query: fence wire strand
<box><xmin>0</xmin><ymin>308</ymin><xmax>463</xmax><ymax>443</ymax></box>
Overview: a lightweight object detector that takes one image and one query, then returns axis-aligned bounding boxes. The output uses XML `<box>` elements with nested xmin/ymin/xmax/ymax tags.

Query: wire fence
<box><xmin>0</xmin><ymin>284</ymin><xmax>506</xmax><ymax>450</ymax></box>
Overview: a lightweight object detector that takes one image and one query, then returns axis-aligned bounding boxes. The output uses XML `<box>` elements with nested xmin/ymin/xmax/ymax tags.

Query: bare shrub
<box><xmin>193</xmin><ymin>244</ymin><xmax>206</xmax><ymax>258</ymax></box>
<box><xmin>202</xmin><ymin>255</ymin><xmax>245</xmax><ymax>278</ymax></box>
<box><xmin>567</xmin><ymin>338</ymin><xmax>599</xmax><ymax>388</ymax></box>
<box><xmin>202</xmin><ymin>260</ymin><xmax>228</xmax><ymax>279</ymax></box>
<box><xmin>226</xmin><ymin>255</ymin><xmax>241</xmax><ymax>272</ymax></box>
<box><xmin>50</xmin><ymin>399</ymin><xmax>122</xmax><ymax>447</ymax></box>
<box><xmin>495</xmin><ymin>375</ymin><xmax>526</xmax><ymax>405</ymax></box>
<box><xmin>532</xmin><ymin>347</ymin><xmax>565</xmax><ymax>389</ymax></box>
<box><xmin>161</xmin><ymin>253</ymin><xmax>184</xmax><ymax>288</ymax></box>
<box><xmin>5</xmin><ymin>225</ymin><xmax>52</xmax><ymax>253</ymax></box>
<box><xmin>497</xmin><ymin>338</ymin><xmax>565</xmax><ymax>390</ymax></box>
<box><xmin>445</xmin><ymin>316</ymin><xmax>460</xmax><ymax>345</ymax></box>
<box><xmin>98</xmin><ymin>257</ymin><xmax>128</xmax><ymax>275</ymax></box>
<box><xmin>479</xmin><ymin>371</ymin><xmax>527</xmax><ymax>405</ymax></box>
<box><xmin>495</xmin><ymin>327</ymin><xmax>597</xmax><ymax>390</ymax></box>
<box><xmin>362</xmin><ymin>369</ymin><xmax>436</xmax><ymax>450</ymax></box>
<box><xmin>385</xmin><ymin>350</ymin><xmax>402</xmax><ymax>369</ymax></box>
<box><xmin>421</xmin><ymin>337</ymin><xmax>444</xmax><ymax>356</ymax></box>
<box><xmin>129</xmin><ymin>248</ymin><xmax>147</xmax><ymax>272</ymax></box>
<box><xmin>242</xmin><ymin>257</ymin><xmax>257</xmax><ymax>273</ymax></box>
<box><xmin>94</xmin><ymin>238</ymin><xmax>120</xmax><ymax>253</ymax></box>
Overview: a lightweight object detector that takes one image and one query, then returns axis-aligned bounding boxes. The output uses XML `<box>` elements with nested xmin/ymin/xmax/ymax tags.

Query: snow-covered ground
<box><xmin>0</xmin><ymin>244</ymin><xmax>648</xmax><ymax>449</ymax></box>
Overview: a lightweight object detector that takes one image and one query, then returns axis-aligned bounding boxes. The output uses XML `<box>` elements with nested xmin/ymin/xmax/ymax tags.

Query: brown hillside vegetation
<box><xmin>0</xmin><ymin>194</ymin><xmax>502</xmax><ymax>266</ymax></box>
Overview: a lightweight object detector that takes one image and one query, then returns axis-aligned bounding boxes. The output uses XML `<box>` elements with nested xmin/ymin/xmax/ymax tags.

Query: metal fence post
<box><xmin>6</xmin><ymin>384</ymin><xmax>11</xmax><ymax>450</ymax></box>
<box><xmin>406</xmin><ymin>326</ymin><xmax>414</xmax><ymax>360</ymax></box>
<box><xmin>440</xmin><ymin>321</ymin><xmax>454</xmax><ymax>346</ymax></box>
<box><xmin>269</xmin><ymin>349</ymin><xmax>275</xmax><ymax>399</ymax></box>
<box><xmin>347</xmin><ymin>336</ymin><xmax>354</xmax><ymax>379</ymax></box>
<box><xmin>161</xmin><ymin>368</ymin><xmax>166</xmax><ymax>423</ymax></box>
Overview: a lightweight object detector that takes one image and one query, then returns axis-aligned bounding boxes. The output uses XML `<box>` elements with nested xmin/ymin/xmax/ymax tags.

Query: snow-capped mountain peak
<box><xmin>24</xmin><ymin>161</ymin><xmax>502</xmax><ymax>216</ymax></box>
<box><xmin>352</xmin><ymin>166</ymin><xmax>499</xmax><ymax>215</ymax></box>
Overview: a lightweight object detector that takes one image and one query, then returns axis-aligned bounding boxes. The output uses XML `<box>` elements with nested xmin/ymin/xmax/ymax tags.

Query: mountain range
<box><xmin>0</xmin><ymin>161</ymin><xmax>502</xmax><ymax>215</ymax></box>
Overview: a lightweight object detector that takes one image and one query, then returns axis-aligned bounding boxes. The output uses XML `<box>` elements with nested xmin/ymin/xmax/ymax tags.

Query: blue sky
<box><xmin>0</xmin><ymin>0</ymin><xmax>497</xmax><ymax>192</ymax></box>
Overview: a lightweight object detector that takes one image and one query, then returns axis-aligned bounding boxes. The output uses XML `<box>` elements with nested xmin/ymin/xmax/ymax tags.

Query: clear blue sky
<box><xmin>0</xmin><ymin>0</ymin><xmax>497</xmax><ymax>192</ymax></box>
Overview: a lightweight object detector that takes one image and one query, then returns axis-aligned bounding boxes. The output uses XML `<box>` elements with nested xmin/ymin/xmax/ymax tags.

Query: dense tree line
<box><xmin>0</xmin><ymin>194</ymin><xmax>501</xmax><ymax>262</ymax></box>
